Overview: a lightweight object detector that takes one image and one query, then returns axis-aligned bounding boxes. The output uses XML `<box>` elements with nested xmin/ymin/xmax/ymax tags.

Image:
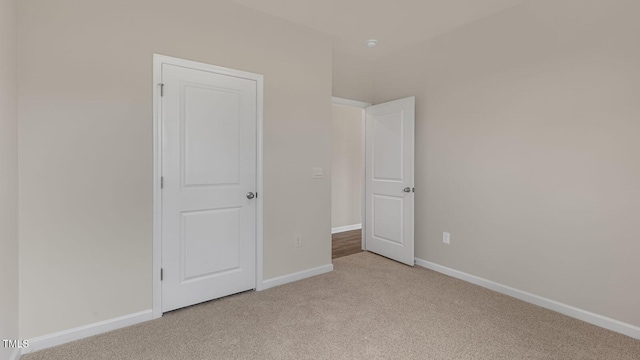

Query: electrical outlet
<box><xmin>294</xmin><ymin>235</ymin><xmax>303</xmax><ymax>248</ymax></box>
<box><xmin>443</xmin><ymin>232</ymin><xmax>451</xmax><ymax>245</ymax></box>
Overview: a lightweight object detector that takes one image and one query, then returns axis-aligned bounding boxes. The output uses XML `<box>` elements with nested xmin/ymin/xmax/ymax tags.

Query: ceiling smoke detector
<box><xmin>366</xmin><ymin>39</ymin><xmax>378</xmax><ymax>48</ymax></box>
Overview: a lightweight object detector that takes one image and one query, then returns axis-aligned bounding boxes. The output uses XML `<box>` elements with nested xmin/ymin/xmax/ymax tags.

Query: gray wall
<box><xmin>372</xmin><ymin>0</ymin><xmax>640</xmax><ymax>327</ymax></box>
<box><xmin>0</xmin><ymin>0</ymin><xmax>19</xmax><ymax>358</ymax></box>
<box><xmin>18</xmin><ymin>0</ymin><xmax>332</xmax><ymax>338</ymax></box>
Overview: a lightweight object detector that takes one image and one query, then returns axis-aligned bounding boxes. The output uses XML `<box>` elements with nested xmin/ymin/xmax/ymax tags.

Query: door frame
<box><xmin>152</xmin><ymin>54</ymin><xmax>264</xmax><ymax>319</ymax></box>
<box><xmin>331</xmin><ymin>97</ymin><xmax>371</xmax><ymax>251</ymax></box>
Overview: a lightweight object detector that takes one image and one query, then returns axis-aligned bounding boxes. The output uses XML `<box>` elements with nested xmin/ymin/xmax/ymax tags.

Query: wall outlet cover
<box><xmin>443</xmin><ymin>232</ymin><xmax>451</xmax><ymax>244</ymax></box>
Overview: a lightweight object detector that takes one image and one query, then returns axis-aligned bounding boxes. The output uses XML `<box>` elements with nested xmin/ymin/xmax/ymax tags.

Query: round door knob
<box><xmin>403</xmin><ymin>187</ymin><xmax>411</xmax><ymax>193</ymax></box>
<box><xmin>246</xmin><ymin>192</ymin><xmax>255</xmax><ymax>199</ymax></box>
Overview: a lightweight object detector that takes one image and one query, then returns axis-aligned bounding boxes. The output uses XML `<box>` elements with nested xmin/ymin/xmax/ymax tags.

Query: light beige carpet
<box><xmin>24</xmin><ymin>252</ymin><xmax>640</xmax><ymax>360</ymax></box>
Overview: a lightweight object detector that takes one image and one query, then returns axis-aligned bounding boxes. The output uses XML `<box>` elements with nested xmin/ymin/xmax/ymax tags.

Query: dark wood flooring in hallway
<box><xmin>332</xmin><ymin>229</ymin><xmax>363</xmax><ymax>259</ymax></box>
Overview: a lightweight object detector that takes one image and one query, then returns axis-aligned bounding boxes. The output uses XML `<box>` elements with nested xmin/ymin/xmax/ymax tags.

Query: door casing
<box><xmin>152</xmin><ymin>54</ymin><xmax>264</xmax><ymax>319</ymax></box>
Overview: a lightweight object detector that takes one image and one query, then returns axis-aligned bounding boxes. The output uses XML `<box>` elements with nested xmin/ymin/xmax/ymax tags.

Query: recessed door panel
<box><xmin>373</xmin><ymin>111</ymin><xmax>404</xmax><ymax>182</ymax></box>
<box><xmin>183</xmin><ymin>86</ymin><xmax>241</xmax><ymax>187</ymax></box>
<box><xmin>372</xmin><ymin>195</ymin><xmax>403</xmax><ymax>245</ymax></box>
<box><xmin>182</xmin><ymin>208</ymin><xmax>240</xmax><ymax>280</ymax></box>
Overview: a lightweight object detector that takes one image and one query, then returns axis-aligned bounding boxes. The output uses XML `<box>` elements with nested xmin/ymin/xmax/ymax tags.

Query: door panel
<box><xmin>183</xmin><ymin>85</ymin><xmax>242</xmax><ymax>186</ymax></box>
<box><xmin>161</xmin><ymin>63</ymin><xmax>257</xmax><ymax>312</ymax></box>
<box><xmin>365</xmin><ymin>97</ymin><xmax>415</xmax><ymax>266</ymax></box>
<box><xmin>373</xmin><ymin>112</ymin><xmax>404</xmax><ymax>181</ymax></box>
<box><xmin>182</xmin><ymin>208</ymin><xmax>241</xmax><ymax>279</ymax></box>
<box><xmin>373</xmin><ymin>195</ymin><xmax>404</xmax><ymax>245</ymax></box>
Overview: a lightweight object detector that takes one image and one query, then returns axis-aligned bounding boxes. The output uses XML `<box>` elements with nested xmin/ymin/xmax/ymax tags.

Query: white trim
<box><xmin>9</xmin><ymin>348</ymin><xmax>21</xmax><ymax>360</ymax></box>
<box><xmin>259</xmin><ymin>264</ymin><xmax>333</xmax><ymax>291</ymax></box>
<box><xmin>414</xmin><ymin>258</ymin><xmax>640</xmax><ymax>340</ymax></box>
<box><xmin>255</xmin><ymin>70</ymin><xmax>265</xmax><ymax>292</ymax></box>
<box><xmin>22</xmin><ymin>310</ymin><xmax>153</xmax><ymax>355</ymax></box>
<box><xmin>360</xmin><ymin>107</ymin><xmax>366</xmax><ymax>251</ymax></box>
<box><xmin>152</xmin><ymin>54</ymin><xmax>265</xmax><ymax>312</ymax></box>
<box><xmin>331</xmin><ymin>96</ymin><xmax>371</xmax><ymax>108</ymax></box>
<box><xmin>152</xmin><ymin>55</ymin><xmax>162</xmax><ymax>319</ymax></box>
<box><xmin>331</xmin><ymin>223</ymin><xmax>362</xmax><ymax>234</ymax></box>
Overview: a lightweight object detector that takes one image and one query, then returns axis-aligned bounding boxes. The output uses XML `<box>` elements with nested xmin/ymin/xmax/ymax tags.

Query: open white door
<box><xmin>365</xmin><ymin>97</ymin><xmax>415</xmax><ymax>266</ymax></box>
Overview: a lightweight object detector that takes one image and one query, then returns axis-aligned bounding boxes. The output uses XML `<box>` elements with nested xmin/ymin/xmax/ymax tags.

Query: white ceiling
<box><xmin>231</xmin><ymin>0</ymin><xmax>529</xmax><ymax>60</ymax></box>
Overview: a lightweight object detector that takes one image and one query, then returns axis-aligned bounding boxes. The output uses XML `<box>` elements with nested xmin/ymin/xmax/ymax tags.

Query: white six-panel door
<box><xmin>161</xmin><ymin>62</ymin><xmax>259</xmax><ymax>312</ymax></box>
<box><xmin>365</xmin><ymin>97</ymin><xmax>415</xmax><ymax>266</ymax></box>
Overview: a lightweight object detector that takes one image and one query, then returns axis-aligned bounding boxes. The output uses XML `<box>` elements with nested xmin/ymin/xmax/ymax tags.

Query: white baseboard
<box><xmin>9</xmin><ymin>348</ymin><xmax>21</xmax><ymax>360</ymax></box>
<box><xmin>259</xmin><ymin>263</ymin><xmax>333</xmax><ymax>291</ymax></box>
<box><xmin>22</xmin><ymin>309</ymin><xmax>153</xmax><ymax>355</ymax></box>
<box><xmin>414</xmin><ymin>258</ymin><xmax>640</xmax><ymax>340</ymax></box>
<box><xmin>331</xmin><ymin>224</ymin><xmax>362</xmax><ymax>234</ymax></box>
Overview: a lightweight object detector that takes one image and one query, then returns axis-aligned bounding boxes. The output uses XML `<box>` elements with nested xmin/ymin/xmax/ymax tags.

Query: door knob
<box><xmin>246</xmin><ymin>192</ymin><xmax>255</xmax><ymax>199</ymax></box>
<box><xmin>403</xmin><ymin>187</ymin><xmax>411</xmax><ymax>193</ymax></box>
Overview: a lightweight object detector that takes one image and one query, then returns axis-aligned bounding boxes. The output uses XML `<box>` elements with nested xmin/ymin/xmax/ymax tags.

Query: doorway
<box><xmin>331</xmin><ymin>97</ymin><xmax>368</xmax><ymax>259</ymax></box>
<box><xmin>152</xmin><ymin>55</ymin><xmax>264</xmax><ymax>317</ymax></box>
<box><xmin>331</xmin><ymin>96</ymin><xmax>415</xmax><ymax>265</ymax></box>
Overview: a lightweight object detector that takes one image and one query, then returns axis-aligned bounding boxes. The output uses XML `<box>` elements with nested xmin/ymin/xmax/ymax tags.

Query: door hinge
<box><xmin>161</xmin><ymin>268</ymin><xmax>164</xmax><ymax>281</ymax></box>
<box><xmin>161</xmin><ymin>177</ymin><xmax>164</xmax><ymax>189</ymax></box>
<box><xmin>160</xmin><ymin>83</ymin><xmax>164</xmax><ymax>97</ymax></box>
